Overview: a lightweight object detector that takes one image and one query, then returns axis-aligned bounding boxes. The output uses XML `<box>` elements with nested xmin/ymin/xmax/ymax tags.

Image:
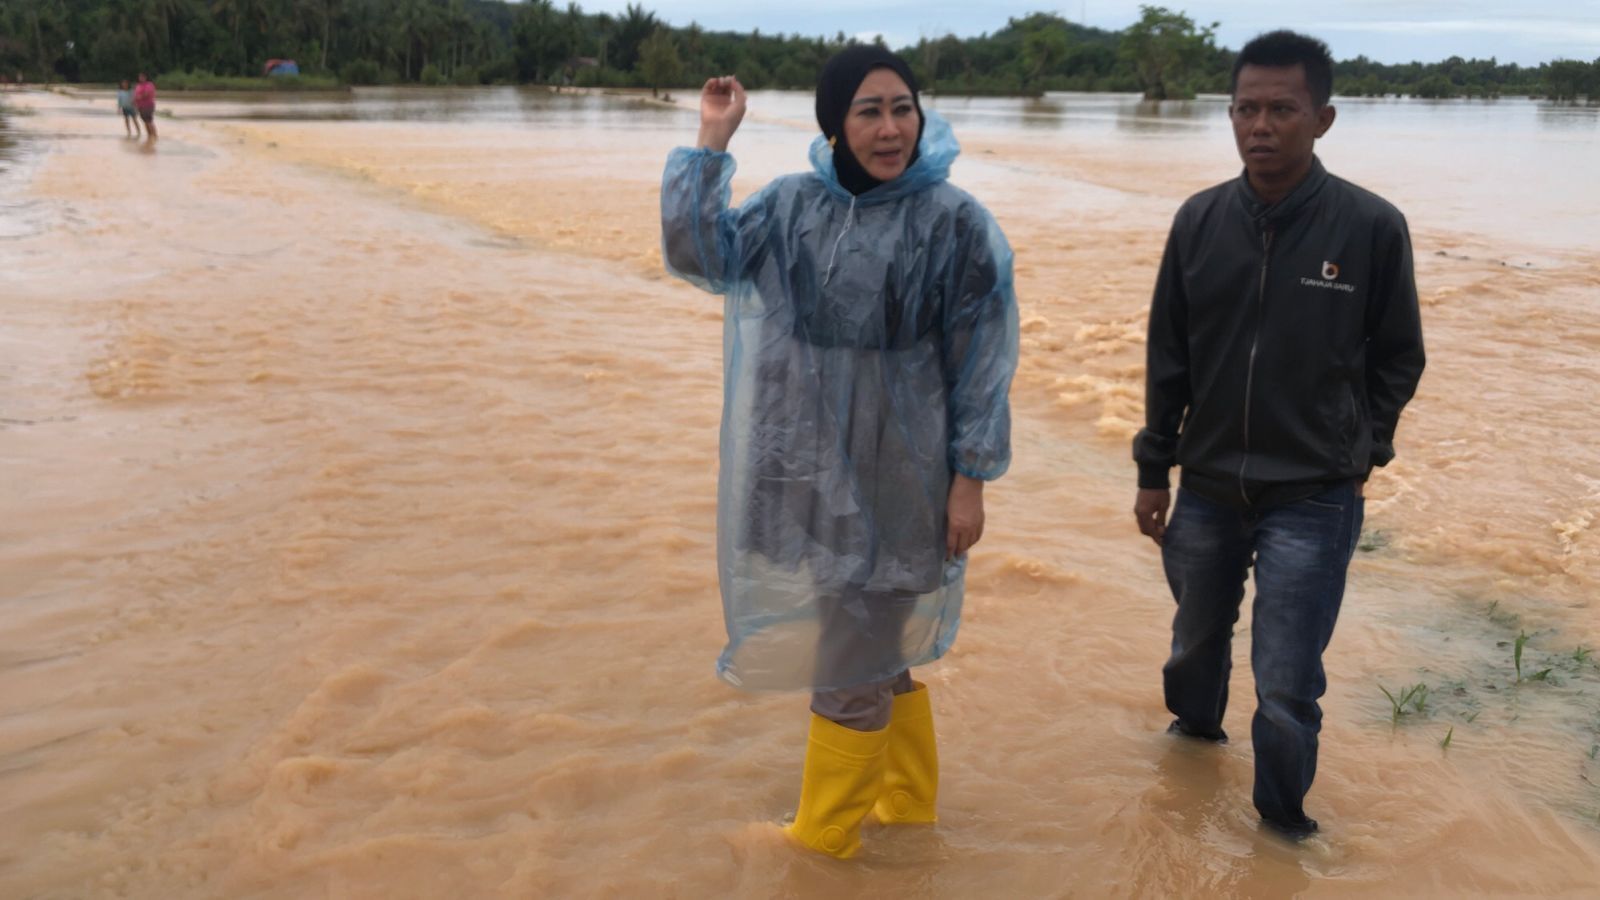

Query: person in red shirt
<box><xmin>133</xmin><ymin>73</ymin><xmax>157</xmax><ymax>143</ymax></box>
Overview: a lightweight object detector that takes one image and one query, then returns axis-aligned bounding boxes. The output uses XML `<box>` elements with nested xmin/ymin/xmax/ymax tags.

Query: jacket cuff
<box><xmin>1368</xmin><ymin>437</ymin><xmax>1396</xmax><ymax>471</ymax></box>
<box><xmin>1137</xmin><ymin>463</ymin><xmax>1171</xmax><ymax>490</ymax></box>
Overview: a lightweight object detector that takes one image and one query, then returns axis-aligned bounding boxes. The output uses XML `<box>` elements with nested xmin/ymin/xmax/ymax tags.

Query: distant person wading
<box><xmin>133</xmin><ymin>73</ymin><xmax>157</xmax><ymax>143</ymax></box>
<box><xmin>115</xmin><ymin>79</ymin><xmax>142</xmax><ymax>139</ymax></box>
<box><xmin>660</xmin><ymin>47</ymin><xmax>1019</xmax><ymax>858</ymax></box>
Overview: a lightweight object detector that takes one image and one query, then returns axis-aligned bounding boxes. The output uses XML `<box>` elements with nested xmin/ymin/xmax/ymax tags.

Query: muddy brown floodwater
<box><xmin>3</xmin><ymin>87</ymin><xmax>1599</xmax><ymax>897</ymax></box>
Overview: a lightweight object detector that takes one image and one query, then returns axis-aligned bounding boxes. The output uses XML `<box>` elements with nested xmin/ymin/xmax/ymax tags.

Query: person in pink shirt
<box><xmin>133</xmin><ymin>73</ymin><xmax>157</xmax><ymax>143</ymax></box>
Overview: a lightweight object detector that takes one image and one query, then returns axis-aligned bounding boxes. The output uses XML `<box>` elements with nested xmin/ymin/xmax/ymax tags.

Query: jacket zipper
<box><xmin>1239</xmin><ymin>226</ymin><xmax>1273</xmax><ymax>505</ymax></box>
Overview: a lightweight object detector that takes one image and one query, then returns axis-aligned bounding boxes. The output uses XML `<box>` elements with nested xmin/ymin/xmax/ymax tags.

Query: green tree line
<box><xmin>1</xmin><ymin>0</ymin><xmax>1595</xmax><ymax>100</ymax></box>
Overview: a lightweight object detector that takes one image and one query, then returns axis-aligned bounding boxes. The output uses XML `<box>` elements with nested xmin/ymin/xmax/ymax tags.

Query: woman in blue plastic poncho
<box><xmin>660</xmin><ymin>46</ymin><xmax>1018</xmax><ymax>859</ymax></box>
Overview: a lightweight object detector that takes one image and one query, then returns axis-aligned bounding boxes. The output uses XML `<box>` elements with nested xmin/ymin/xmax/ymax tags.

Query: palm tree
<box><xmin>103</xmin><ymin>0</ymin><xmax>155</xmax><ymax>60</ymax></box>
<box><xmin>26</xmin><ymin>0</ymin><xmax>71</xmax><ymax>78</ymax></box>
<box><xmin>139</xmin><ymin>0</ymin><xmax>188</xmax><ymax>69</ymax></box>
<box><xmin>445</xmin><ymin>0</ymin><xmax>471</xmax><ymax>75</ymax></box>
<box><xmin>210</xmin><ymin>0</ymin><xmax>272</xmax><ymax>73</ymax></box>
<box><xmin>342</xmin><ymin>0</ymin><xmax>387</xmax><ymax>66</ymax></box>
<box><xmin>610</xmin><ymin>2</ymin><xmax>657</xmax><ymax>73</ymax></box>
<box><xmin>393</xmin><ymin>0</ymin><xmax>424</xmax><ymax>79</ymax></box>
<box><xmin>293</xmin><ymin>0</ymin><xmax>341</xmax><ymax>72</ymax></box>
<box><xmin>392</xmin><ymin>0</ymin><xmax>447</xmax><ymax>80</ymax></box>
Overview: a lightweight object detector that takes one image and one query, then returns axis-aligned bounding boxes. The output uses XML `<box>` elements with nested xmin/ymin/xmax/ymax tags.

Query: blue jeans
<box><xmin>1160</xmin><ymin>481</ymin><xmax>1364</xmax><ymax>829</ymax></box>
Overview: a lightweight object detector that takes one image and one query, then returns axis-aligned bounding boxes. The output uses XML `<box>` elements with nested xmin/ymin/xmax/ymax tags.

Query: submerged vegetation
<box><xmin>1</xmin><ymin>1</ymin><xmax>1596</xmax><ymax>100</ymax></box>
<box><xmin>1380</xmin><ymin>682</ymin><xmax>1430</xmax><ymax>723</ymax></box>
<box><xmin>1377</xmin><ymin>599</ymin><xmax>1600</xmax><ymax>824</ymax></box>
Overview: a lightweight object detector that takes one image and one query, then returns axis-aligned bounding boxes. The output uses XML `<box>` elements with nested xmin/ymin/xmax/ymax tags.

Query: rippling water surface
<box><xmin>2</xmin><ymin>86</ymin><xmax>1598</xmax><ymax>897</ymax></box>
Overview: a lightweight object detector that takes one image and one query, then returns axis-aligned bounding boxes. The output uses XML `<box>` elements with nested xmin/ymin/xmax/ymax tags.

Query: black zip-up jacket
<box><xmin>1133</xmin><ymin>157</ymin><xmax>1426</xmax><ymax>509</ymax></box>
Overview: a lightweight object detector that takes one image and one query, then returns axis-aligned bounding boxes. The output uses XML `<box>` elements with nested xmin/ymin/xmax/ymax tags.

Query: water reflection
<box><xmin>0</xmin><ymin>104</ymin><xmax>44</xmax><ymax>241</ymax></box>
<box><xmin>219</xmin><ymin>87</ymin><xmax>1233</xmax><ymax>138</ymax></box>
<box><xmin>0</xmin><ymin>104</ymin><xmax>14</xmax><ymax>170</ymax></box>
<box><xmin>914</xmin><ymin>91</ymin><xmax>1224</xmax><ymax>136</ymax></box>
<box><xmin>166</xmin><ymin>85</ymin><xmax>686</xmax><ymax>129</ymax></box>
<box><xmin>1018</xmin><ymin>96</ymin><xmax>1068</xmax><ymax>130</ymax></box>
<box><xmin>1115</xmin><ymin>98</ymin><xmax>1218</xmax><ymax>134</ymax></box>
<box><xmin>1535</xmin><ymin>100</ymin><xmax>1600</xmax><ymax>130</ymax></box>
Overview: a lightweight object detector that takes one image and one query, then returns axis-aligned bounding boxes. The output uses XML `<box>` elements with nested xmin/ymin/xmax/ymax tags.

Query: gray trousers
<box><xmin>813</xmin><ymin>670</ymin><xmax>915</xmax><ymax>731</ymax></box>
<box><xmin>808</xmin><ymin>585</ymin><xmax>919</xmax><ymax>731</ymax></box>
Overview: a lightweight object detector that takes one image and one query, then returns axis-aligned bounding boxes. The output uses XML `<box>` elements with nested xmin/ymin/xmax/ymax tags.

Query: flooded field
<box><xmin>2</xmin><ymin>86</ymin><xmax>1598</xmax><ymax>897</ymax></box>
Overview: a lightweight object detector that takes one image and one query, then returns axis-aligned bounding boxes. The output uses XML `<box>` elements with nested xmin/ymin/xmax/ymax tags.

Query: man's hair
<box><xmin>1232</xmin><ymin>30</ymin><xmax>1334</xmax><ymax>107</ymax></box>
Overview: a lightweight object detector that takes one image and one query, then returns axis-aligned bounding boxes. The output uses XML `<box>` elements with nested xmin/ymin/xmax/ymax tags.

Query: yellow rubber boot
<box><xmin>784</xmin><ymin>714</ymin><xmax>890</xmax><ymax>859</ymax></box>
<box><xmin>873</xmin><ymin>681</ymin><xmax>938</xmax><ymax>824</ymax></box>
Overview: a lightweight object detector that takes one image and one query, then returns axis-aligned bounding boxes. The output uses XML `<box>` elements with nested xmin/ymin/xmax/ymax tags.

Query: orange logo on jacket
<box><xmin>1321</xmin><ymin>260</ymin><xmax>1340</xmax><ymax>280</ymax></box>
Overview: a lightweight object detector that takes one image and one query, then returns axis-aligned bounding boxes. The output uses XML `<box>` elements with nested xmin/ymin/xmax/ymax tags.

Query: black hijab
<box><xmin>814</xmin><ymin>46</ymin><xmax>925</xmax><ymax>196</ymax></box>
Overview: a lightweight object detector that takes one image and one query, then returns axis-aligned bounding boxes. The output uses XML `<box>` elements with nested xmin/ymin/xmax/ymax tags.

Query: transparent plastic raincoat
<box><xmin>661</xmin><ymin>111</ymin><xmax>1019</xmax><ymax>692</ymax></box>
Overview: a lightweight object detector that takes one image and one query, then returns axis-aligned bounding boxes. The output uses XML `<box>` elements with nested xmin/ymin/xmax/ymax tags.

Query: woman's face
<box><xmin>843</xmin><ymin>68</ymin><xmax>919</xmax><ymax>182</ymax></box>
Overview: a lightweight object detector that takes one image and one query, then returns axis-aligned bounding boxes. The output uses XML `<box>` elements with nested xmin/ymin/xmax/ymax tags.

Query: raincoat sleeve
<box><xmin>943</xmin><ymin>203</ymin><xmax>1019</xmax><ymax>481</ymax></box>
<box><xmin>660</xmin><ymin>147</ymin><xmax>772</xmax><ymax>294</ymax></box>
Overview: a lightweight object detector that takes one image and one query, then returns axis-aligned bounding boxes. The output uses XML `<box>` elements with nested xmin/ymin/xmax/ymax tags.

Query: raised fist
<box><xmin>697</xmin><ymin>76</ymin><xmax>746</xmax><ymax>153</ymax></box>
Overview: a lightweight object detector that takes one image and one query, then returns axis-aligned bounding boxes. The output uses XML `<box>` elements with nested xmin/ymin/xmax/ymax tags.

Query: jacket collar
<box><xmin>808</xmin><ymin>109</ymin><xmax>959</xmax><ymax>207</ymax></box>
<box><xmin>1235</xmin><ymin>156</ymin><xmax>1329</xmax><ymax>226</ymax></box>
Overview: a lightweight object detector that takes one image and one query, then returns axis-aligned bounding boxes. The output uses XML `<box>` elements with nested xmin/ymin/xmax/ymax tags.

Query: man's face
<box><xmin>1229</xmin><ymin>63</ymin><xmax>1334</xmax><ymax>186</ymax></box>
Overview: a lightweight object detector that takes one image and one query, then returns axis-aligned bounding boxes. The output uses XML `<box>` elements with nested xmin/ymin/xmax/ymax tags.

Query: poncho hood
<box><xmin>808</xmin><ymin>109</ymin><xmax>960</xmax><ymax>207</ymax></box>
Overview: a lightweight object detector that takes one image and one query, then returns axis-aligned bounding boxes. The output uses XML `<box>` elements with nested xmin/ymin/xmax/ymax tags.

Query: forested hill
<box><xmin>2</xmin><ymin>1</ymin><xmax>1595</xmax><ymax>100</ymax></box>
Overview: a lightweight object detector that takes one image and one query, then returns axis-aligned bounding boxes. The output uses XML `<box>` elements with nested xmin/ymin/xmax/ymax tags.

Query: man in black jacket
<box><xmin>1131</xmin><ymin>31</ymin><xmax>1425</xmax><ymax>839</ymax></box>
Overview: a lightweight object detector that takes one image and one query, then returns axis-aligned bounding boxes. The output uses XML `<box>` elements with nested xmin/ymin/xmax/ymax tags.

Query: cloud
<box><xmin>1311</xmin><ymin>18</ymin><xmax>1600</xmax><ymax>47</ymax></box>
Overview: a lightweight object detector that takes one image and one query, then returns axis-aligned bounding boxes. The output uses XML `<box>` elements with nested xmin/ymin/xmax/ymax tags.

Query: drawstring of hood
<box><xmin>822</xmin><ymin>195</ymin><xmax>857</xmax><ymax>286</ymax></box>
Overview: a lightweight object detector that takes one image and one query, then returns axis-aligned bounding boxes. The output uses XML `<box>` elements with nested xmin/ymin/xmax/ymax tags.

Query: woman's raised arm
<box><xmin>661</xmin><ymin>76</ymin><xmax>769</xmax><ymax>294</ymax></box>
<box><xmin>697</xmin><ymin>76</ymin><xmax>746</xmax><ymax>152</ymax></box>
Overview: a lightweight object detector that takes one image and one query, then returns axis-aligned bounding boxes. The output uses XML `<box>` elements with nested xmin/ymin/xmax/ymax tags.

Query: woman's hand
<box><xmin>697</xmin><ymin>76</ymin><xmax>746</xmax><ymax>153</ymax></box>
<box><xmin>946</xmin><ymin>473</ymin><xmax>985</xmax><ymax>559</ymax></box>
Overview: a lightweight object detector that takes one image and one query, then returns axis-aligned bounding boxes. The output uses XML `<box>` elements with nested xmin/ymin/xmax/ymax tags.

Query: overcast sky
<box><xmin>565</xmin><ymin>0</ymin><xmax>1600</xmax><ymax>67</ymax></box>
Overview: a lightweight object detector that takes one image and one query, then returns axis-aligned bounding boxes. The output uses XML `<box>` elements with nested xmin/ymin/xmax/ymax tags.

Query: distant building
<box><xmin>263</xmin><ymin>59</ymin><xmax>300</xmax><ymax>77</ymax></box>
